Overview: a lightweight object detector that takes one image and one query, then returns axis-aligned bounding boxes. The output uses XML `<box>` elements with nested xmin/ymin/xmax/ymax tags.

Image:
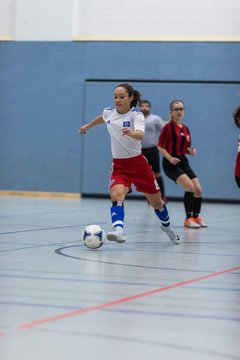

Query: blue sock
<box><xmin>111</xmin><ymin>201</ymin><xmax>124</xmax><ymax>229</ymax></box>
<box><xmin>154</xmin><ymin>204</ymin><xmax>170</xmax><ymax>227</ymax></box>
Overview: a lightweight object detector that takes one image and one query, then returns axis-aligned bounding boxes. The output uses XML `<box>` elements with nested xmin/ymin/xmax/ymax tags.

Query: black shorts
<box><xmin>142</xmin><ymin>146</ymin><xmax>161</xmax><ymax>174</ymax></box>
<box><xmin>163</xmin><ymin>155</ymin><xmax>197</xmax><ymax>182</ymax></box>
<box><xmin>235</xmin><ymin>175</ymin><xmax>240</xmax><ymax>188</ymax></box>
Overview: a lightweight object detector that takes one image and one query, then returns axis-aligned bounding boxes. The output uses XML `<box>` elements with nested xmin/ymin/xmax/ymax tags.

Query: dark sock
<box><xmin>156</xmin><ymin>176</ymin><xmax>165</xmax><ymax>197</ymax></box>
<box><xmin>183</xmin><ymin>192</ymin><xmax>194</xmax><ymax>218</ymax></box>
<box><xmin>193</xmin><ymin>197</ymin><xmax>202</xmax><ymax>218</ymax></box>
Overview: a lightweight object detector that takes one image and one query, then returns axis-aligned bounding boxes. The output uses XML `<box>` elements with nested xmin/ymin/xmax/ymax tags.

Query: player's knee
<box><xmin>193</xmin><ymin>184</ymin><xmax>202</xmax><ymax>197</ymax></box>
<box><xmin>146</xmin><ymin>194</ymin><xmax>162</xmax><ymax>209</ymax></box>
<box><xmin>194</xmin><ymin>188</ymin><xmax>202</xmax><ymax>197</ymax></box>
<box><xmin>110</xmin><ymin>190</ymin><xmax>125</xmax><ymax>202</ymax></box>
<box><xmin>185</xmin><ymin>183</ymin><xmax>194</xmax><ymax>193</ymax></box>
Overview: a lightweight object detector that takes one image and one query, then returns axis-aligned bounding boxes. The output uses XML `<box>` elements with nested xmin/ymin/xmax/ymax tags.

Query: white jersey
<box><xmin>102</xmin><ymin>107</ymin><xmax>145</xmax><ymax>159</ymax></box>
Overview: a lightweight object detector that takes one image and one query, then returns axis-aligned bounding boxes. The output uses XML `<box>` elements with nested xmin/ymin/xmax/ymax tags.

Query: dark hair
<box><xmin>115</xmin><ymin>83</ymin><xmax>142</xmax><ymax>107</ymax></box>
<box><xmin>139</xmin><ymin>100</ymin><xmax>151</xmax><ymax>108</ymax></box>
<box><xmin>233</xmin><ymin>106</ymin><xmax>240</xmax><ymax>128</ymax></box>
<box><xmin>170</xmin><ymin>99</ymin><xmax>185</xmax><ymax>111</ymax></box>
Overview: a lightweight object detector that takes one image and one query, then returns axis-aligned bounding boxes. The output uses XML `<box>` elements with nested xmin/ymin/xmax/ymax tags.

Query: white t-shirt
<box><xmin>141</xmin><ymin>113</ymin><xmax>166</xmax><ymax>148</ymax></box>
<box><xmin>102</xmin><ymin>107</ymin><xmax>145</xmax><ymax>159</ymax></box>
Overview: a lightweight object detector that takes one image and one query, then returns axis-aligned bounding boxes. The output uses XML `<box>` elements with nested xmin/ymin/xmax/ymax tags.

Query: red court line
<box><xmin>19</xmin><ymin>265</ymin><xmax>240</xmax><ymax>330</ymax></box>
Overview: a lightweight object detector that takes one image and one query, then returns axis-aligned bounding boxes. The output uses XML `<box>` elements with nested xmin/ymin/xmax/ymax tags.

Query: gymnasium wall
<box><xmin>0</xmin><ymin>0</ymin><xmax>240</xmax><ymax>201</ymax></box>
<box><xmin>1</xmin><ymin>0</ymin><xmax>240</xmax><ymax>41</ymax></box>
<box><xmin>0</xmin><ymin>41</ymin><xmax>240</xmax><ymax>200</ymax></box>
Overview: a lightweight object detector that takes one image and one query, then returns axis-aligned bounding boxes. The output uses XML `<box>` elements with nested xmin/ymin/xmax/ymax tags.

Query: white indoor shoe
<box><xmin>106</xmin><ymin>227</ymin><xmax>126</xmax><ymax>243</ymax></box>
<box><xmin>161</xmin><ymin>226</ymin><xmax>180</xmax><ymax>245</ymax></box>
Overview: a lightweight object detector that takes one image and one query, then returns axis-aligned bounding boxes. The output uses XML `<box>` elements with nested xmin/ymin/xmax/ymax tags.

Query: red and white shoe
<box><xmin>184</xmin><ymin>217</ymin><xmax>201</xmax><ymax>228</ymax></box>
<box><xmin>193</xmin><ymin>216</ymin><xmax>208</xmax><ymax>228</ymax></box>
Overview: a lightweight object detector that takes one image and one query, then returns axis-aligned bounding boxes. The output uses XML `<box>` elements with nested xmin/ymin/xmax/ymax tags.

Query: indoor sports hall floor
<box><xmin>0</xmin><ymin>195</ymin><xmax>240</xmax><ymax>360</ymax></box>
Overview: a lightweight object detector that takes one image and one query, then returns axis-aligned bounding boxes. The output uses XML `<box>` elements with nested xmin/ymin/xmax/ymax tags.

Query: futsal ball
<box><xmin>82</xmin><ymin>224</ymin><xmax>106</xmax><ymax>249</ymax></box>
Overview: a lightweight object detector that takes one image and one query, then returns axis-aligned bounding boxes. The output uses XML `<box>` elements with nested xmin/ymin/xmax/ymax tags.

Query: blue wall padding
<box><xmin>0</xmin><ymin>42</ymin><xmax>240</xmax><ymax>200</ymax></box>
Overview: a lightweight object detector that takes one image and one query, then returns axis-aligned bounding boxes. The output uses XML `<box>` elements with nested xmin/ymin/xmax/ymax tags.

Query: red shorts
<box><xmin>109</xmin><ymin>154</ymin><xmax>160</xmax><ymax>194</ymax></box>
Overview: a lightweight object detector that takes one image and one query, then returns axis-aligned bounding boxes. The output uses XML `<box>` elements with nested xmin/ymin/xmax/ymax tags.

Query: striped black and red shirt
<box><xmin>158</xmin><ymin>120</ymin><xmax>191</xmax><ymax>156</ymax></box>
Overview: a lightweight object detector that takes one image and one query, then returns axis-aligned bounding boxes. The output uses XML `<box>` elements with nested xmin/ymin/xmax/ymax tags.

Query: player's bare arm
<box><xmin>187</xmin><ymin>147</ymin><xmax>197</xmax><ymax>156</ymax></box>
<box><xmin>121</xmin><ymin>128</ymin><xmax>144</xmax><ymax>140</ymax></box>
<box><xmin>79</xmin><ymin>115</ymin><xmax>104</xmax><ymax>134</ymax></box>
<box><xmin>158</xmin><ymin>146</ymin><xmax>181</xmax><ymax>165</ymax></box>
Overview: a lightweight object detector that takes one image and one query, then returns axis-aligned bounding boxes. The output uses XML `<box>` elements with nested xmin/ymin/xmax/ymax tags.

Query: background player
<box><xmin>140</xmin><ymin>100</ymin><xmax>167</xmax><ymax>202</ymax></box>
<box><xmin>233</xmin><ymin>106</ymin><xmax>240</xmax><ymax>187</ymax></box>
<box><xmin>158</xmin><ymin>100</ymin><xmax>207</xmax><ymax>228</ymax></box>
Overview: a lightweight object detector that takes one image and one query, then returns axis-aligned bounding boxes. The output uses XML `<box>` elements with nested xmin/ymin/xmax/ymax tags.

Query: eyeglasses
<box><xmin>172</xmin><ymin>107</ymin><xmax>185</xmax><ymax>112</ymax></box>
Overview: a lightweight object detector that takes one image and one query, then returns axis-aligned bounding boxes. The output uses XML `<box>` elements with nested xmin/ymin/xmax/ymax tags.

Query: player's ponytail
<box><xmin>132</xmin><ymin>89</ymin><xmax>142</xmax><ymax>107</ymax></box>
<box><xmin>115</xmin><ymin>83</ymin><xmax>142</xmax><ymax>107</ymax></box>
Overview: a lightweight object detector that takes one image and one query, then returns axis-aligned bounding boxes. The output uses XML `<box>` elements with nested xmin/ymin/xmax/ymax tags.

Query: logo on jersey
<box><xmin>154</xmin><ymin>179</ymin><xmax>160</xmax><ymax>190</ymax></box>
<box><xmin>110</xmin><ymin>178</ymin><xmax>115</xmax><ymax>185</ymax></box>
<box><xmin>107</xmin><ymin>120</ymin><xmax>111</xmax><ymax>124</ymax></box>
<box><xmin>123</xmin><ymin>121</ymin><xmax>130</xmax><ymax>127</ymax></box>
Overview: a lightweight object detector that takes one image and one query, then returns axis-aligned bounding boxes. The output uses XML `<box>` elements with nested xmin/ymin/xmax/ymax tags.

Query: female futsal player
<box><xmin>158</xmin><ymin>100</ymin><xmax>207</xmax><ymax>228</ymax></box>
<box><xmin>79</xmin><ymin>83</ymin><xmax>180</xmax><ymax>244</ymax></box>
<box><xmin>233</xmin><ymin>106</ymin><xmax>240</xmax><ymax>187</ymax></box>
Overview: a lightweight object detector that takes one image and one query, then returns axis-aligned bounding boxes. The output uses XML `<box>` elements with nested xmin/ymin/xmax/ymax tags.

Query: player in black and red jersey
<box><xmin>233</xmin><ymin>106</ymin><xmax>240</xmax><ymax>188</ymax></box>
<box><xmin>158</xmin><ymin>100</ymin><xmax>207</xmax><ymax>228</ymax></box>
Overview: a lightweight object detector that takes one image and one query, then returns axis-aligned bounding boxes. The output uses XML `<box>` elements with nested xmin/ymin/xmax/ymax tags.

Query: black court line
<box><xmin>85</xmin><ymin>79</ymin><xmax>240</xmax><ymax>85</ymax></box>
<box><xmin>55</xmin><ymin>245</ymin><xmax>238</xmax><ymax>273</ymax></box>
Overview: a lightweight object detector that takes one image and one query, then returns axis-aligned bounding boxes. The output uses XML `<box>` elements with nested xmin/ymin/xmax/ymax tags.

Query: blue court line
<box><xmin>102</xmin><ymin>308</ymin><xmax>240</xmax><ymax>322</ymax></box>
<box><xmin>1</xmin><ymin>281</ymin><xmax>240</xmax><ymax>292</ymax></box>
<box><xmin>32</xmin><ymin>328</ymin><xmax>239</xmax><ymax>360</ymax></box>
<box><xmin>181</xmin><ymin>285</ymin><xmax>240</xmax><ymax>292</ymax></box>
<box><xmin>87</xmin><ymin>247</ymin><xmax>240</xmax><ymax>257</ymax></box>
<box><xmin>0</xmin><ymin>293</ymin><xmax>113</xmax><ymax>304</ymax></box>
<box><xmin>0</xmin><ymin>273</ymin><xmax>167</xmax><ymax>287</ymax></box>
<box><xmin>0</xmin><ymin>223</ymin><xmax>98</xmax><ymax>235</ymax></box>
<box><xmin>0</xmin><ymin>300</ymin><xmax>239</xmax><ymax>323</ymax></box>
<box><xmin>1</xmin><ymin>294</ymin><xmax>239</xmax><ymax>313</ymax></box>
<box><xmin>0</xmin><ymin>284</ymin><xmax>136</xmax><ymax>298</ymax></box>
<box><xmin>1</xmin><ymin>239</ymin><xmax>240</xmax><ymax>257</ymax></box>
<box><xmin>1</xmin><ymin>224</ymin><xmax>240</xmax><ymax>244</ymax></box>
<box><xmin>0</xmin><ymin>273</ymin><xmax>239</xmax><ymax>292</ymax></box>
<box><xmin>1</xmin><ymin>267</ymin><xmax>239</xmax><ymax>286</ymax></box>
<box><xmin>0</xmin><ymin>240</ymin><xmax>83</xmax><ymax>253</ymax></box>
<box><xmin>0</xmin><ymin>300</ymin><xmax>81</xmax><ymax>310</ymax></box>
<box><xmin>0</xmin><ymin>206</ymin><xmax>108</xmax><ymax>219</ymax></box>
